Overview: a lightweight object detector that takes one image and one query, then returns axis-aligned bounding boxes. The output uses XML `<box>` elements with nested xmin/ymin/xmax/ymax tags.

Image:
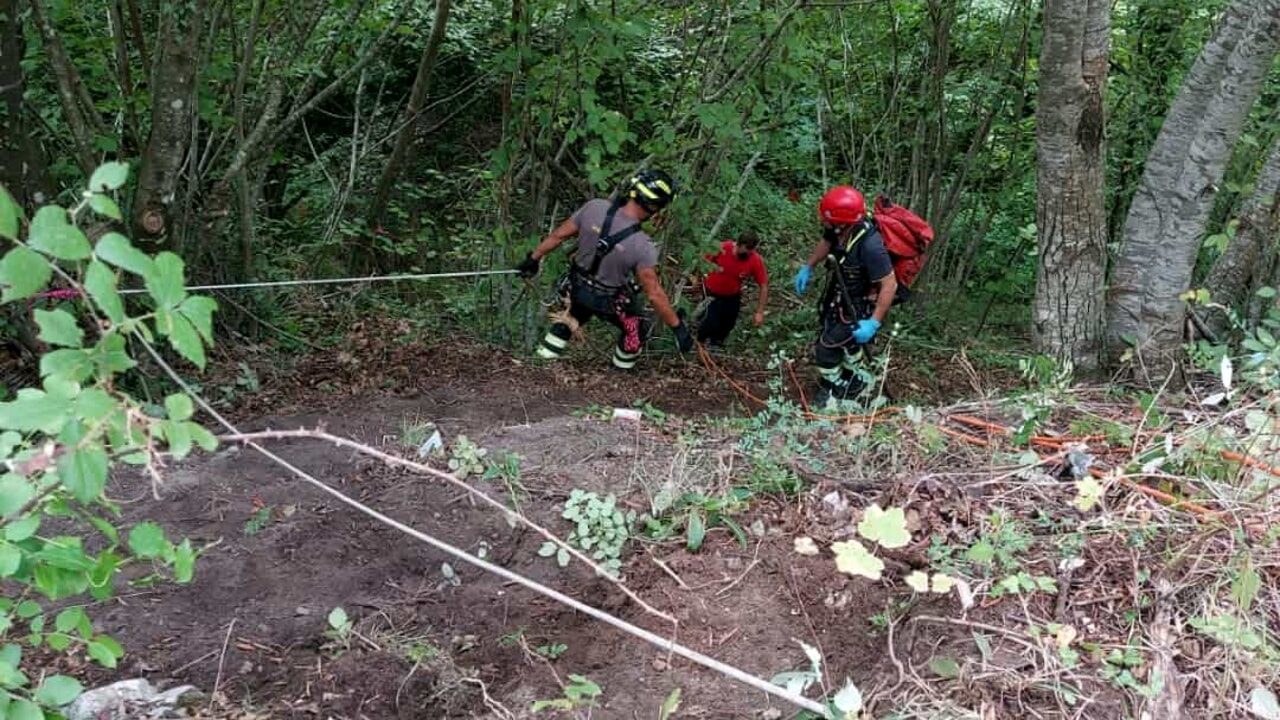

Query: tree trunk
<box><xmin>131</xmin><ymin>0</ymin><xmax>205</xmax><ymax>248</ymax></box>
<box><xmin>1032</xmin><ymin>0</ymin><xmax>1110</xmax><ymax>373</ymax></box>
<box><xmin>0</xmin><ymin>0</ymin><xmax>53</xmax><ymax>208</ymax></box>
<box><xmin>1204</xmin><ymin>136</ymin><xmax>1280</xmax><ymax>335</ymax></box>
<box><xmin>366</xmin><ymin>0</ymin><xmax>453</xmax><ymax>229</ymax></box>
<box><xmin>1105</xmin><ymin>0</ymin><xmax>1280</xmax><ymax>377</ymax></box>
<box><xmin>28</xmin><ymin>0</ymin><xmax>104</xmax><ymax>174</ymax></box>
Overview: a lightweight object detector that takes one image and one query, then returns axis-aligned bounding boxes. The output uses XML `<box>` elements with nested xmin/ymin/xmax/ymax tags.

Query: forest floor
<box><xmin>49</xmin><ymin>319</ymin><xmax>1279</xmax><ymax>719</ymax></box>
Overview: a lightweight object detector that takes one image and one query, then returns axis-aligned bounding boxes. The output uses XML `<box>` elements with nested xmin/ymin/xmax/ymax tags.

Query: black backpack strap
<box><xmin>587</xmin><ymin>201</ymin><xmax>642</xmax><ymax>278</ymax></box>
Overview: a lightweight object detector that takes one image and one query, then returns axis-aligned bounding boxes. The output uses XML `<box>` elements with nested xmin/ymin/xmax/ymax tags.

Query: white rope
<box><xmin>117</xmin><ymin>269</ymin><xmax>519</xmax><ymax>295</ymax></box>
<box><xmin>133</xmin><ymin>335</ymin><xmax>836</xmax><ymax>719</ymax></box>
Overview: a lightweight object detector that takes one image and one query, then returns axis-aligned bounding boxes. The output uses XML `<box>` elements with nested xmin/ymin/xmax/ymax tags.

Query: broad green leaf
<box><xmin>928</xmin><ymin>655</ymin><xmax>962</xmax><ymax>679</ymax></box>
<box><xmin>0</xmin><ymin>658</ymin><xmax>26</xmax><ymax>688</ymax></box>
<box><xmin>0</xmin><ymin>390</ymin><xmax>71</xmax><ymax>433</ymax></box>
<box><xmin>33</xmin><ymin>536</ymin><xmax>91</xmax><ymax>572</ymax></box>
<box><xmin>35</xmin><ymin>308</ymin><xmax>85</xmax><ymax>348</ymax></box>
<box><xmin>4</xmin><ymin>514</ymin><xmax>37</xmax><ymax>541</ymax></box>
<box><xmin>174</xmin><ymin>539</ymin><xmax>195</xmax><ymax>583</ymax></box>
<box><xmin>189</xmin><ymin>423</ymin><xmax>218</xmax><ymax>452</ymax></box>
<box><xmin>34</xmin><ymin>674</ymin><xmax>82</xmax><ymax>706</ymax></box>
<box><xmin>833</xmin><ymin>680</ymin><xmax>863</xmax><ymax>715</ymax></box>
<box><xmin>88</xmin><ymin>639</ymin><xmax>120</xmax><ymax>668</ymax></box>
<box><xmin>685</xmin><ymin>509</ymin><xmax>705</xmax><ymax>551</ymax></box>
<box><xmin>58</xmin><ymin>447</ymin><xmax>109</xmax><ymax>502</ymax></box>
<box><xmin>179</xmin><ymin>296</ymin><xmax>218</xmax><ymax>343</ymax></box>
<box><xmin>857</xmin><ymin>505</ymin><xmax>911</xmax><ymax>549</ymax></box>
<box><xmin>11</xmin><ymin>699</ymin><xmax>43</xmax><ymax>720</ymax></box>
<box><xmin>0</xmin><ymin>246</ymin><xmax>53</xmax><ymax>302</ymax></box>
<box><xmin>88</xmin><ymin>161</ymin><xmax>129</xmax><ymax>191</ymax></box>
<box><xmin>1073</xmin><ymin>477</ymin><xmax>1104</xmax><ymax>512</ymax></box>
<box><xmin>537</xmin><ymin>541</ymin><xmax>557</xmax><ymax>557</ymax></box>
<box><xmin>49</xmin><ymin>633</ymin><xmax>78</xmax><ymax>652</ymax></box>
<box><xmin>28</xmin><ymin>207</ymin><xmax>91</xmax><ymax>260</ymax></box>
<box><xmin>40</xmin><ymin>349</ymin><xmax>93</xmax><ymax>382</ymax></box>
<box><xmin>165</xmin><ymin>394</ymin><xmax>194</xmax><ymax>421</ymax></box>
<box><xmin>94</xmin><ymin>233</ymin><xmax>153</xmax><ymax>276</ymax></box>
<box><xmin>15</xmin><ymin>601</ymin><xmax>40</xmax><ymax>619</ymax></box>
<box><xmin>904</xmin><ymin>570</ymin><xmax>929</xmax><ymax>592</ymax></box>
<box><xmin>831</xmin><ymin>540</ymin><xmax>883</xmax><ymax>580</ymax></box>
<box><xmin>327</xmin><ymin>607</ymin><xmax>349</xmax><ymax>631</ymax></box>
<box><xmin>0</xmin><ymin>185</ymin><xmax>18</xmax><ymax>240</ymax></box>
<box><xmin>164</xmin><ymin>421</ymin><xmax>193</xmax><ymax>459</ymax></box>
<box><xmin>95</xmin><ymin>334</ymin><xmax>136</xmax><ymax>374</ymax></box>
<box><xmin>165</xmin><ymin>313</ymin><xmax>206</xmax><ymax>369</ymax></box>
<box><xmin>0</xmin><ymin>476</ymin><xmax>36</xmax><ymax>518</ymax></box>
<box><xmin>0</xmin><ymin>544</ymin><xmax>21</xmax><ymax>576</ymax></box>
<box><xmin>54</xmin><ymin>608</ymin><xmax>86</xmax><ymax>634</ymax></box>
<box><xmin>144</xmin><ymin>252</ymin><xmax>187</xmax><ymax>308</ymax></box>
<box><xmin>127</xmin><ymin>522</ymin><xmax>168</xmax><ymax>559</ymax></box>
<box><xmin>84</xmin><ymin>260</ymin><xmax>125</xmax><ymax>323</ymax></box>
<box><xmin>659</xmin><ymin>688</ymin><xmax>681</xmax><ymax>720</ymax></box>
<box><xmin>1233</xmin><ymin>560</ymin><xmax>1261</xmax><ymax>613</ymax></box>
<box><xmin>88</xmin><ymin>194</ymin><xmax>123</xmax><ymax>221</ymax></box>
<box><xmin>966</xmin><ymin>540</ymin><xmax>996</xmax><ymax>565</ymax></box>
<box><xmin>1257</xmin><ymin>287</ymin><xmax>1278</xmax><ymax>300</ymax></box>
<box><xmin>75</xmin><ymin>388</ymin><xmax>117</xmax><ymax>421</ymax></box>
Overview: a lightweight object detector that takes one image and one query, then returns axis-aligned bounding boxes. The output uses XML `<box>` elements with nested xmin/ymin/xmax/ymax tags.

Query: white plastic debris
<box><xmin>417</xmin><ymin>426</ymin><xmax>444</xmax><ymax>457</ymax></box>
<box><xmin>65</xmin><ymin>679</ymin><xmax>202</xmax><ymax>720</ymax></box>
<box><xmin>612</xmin><ymin>408</ymin><xmax>642</xmax><ymax>423</ymax></box>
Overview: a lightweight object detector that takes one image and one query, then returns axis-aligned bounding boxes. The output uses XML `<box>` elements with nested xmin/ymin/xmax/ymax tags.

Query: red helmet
<box><xmin>818</xmin><ymin>186</ymin><xmax>867</xmax><ymax>225</ymax></box>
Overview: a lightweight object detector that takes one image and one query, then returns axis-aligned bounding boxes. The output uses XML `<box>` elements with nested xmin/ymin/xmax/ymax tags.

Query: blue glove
<box><xmin>794</xmin><ymin>265</ymin><xmax>812</xmax><ymax>295</ymax></box>
<box><xmin>852</xmin><ymin>318</ymin><xmax>881</xmax><ymax>344</ymax></box>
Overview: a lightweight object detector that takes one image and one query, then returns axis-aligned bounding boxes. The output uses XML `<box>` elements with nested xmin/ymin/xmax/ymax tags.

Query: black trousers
<box><xmin>696</xmin><ymin>291</ymin><xmax>742</xmax><ymax>345</ymax></box>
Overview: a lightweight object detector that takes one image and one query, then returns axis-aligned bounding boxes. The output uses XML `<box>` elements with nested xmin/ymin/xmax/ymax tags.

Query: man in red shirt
<box><xmin>696</xmin><ymin>232</ymin><xmax>769</xmax><ymax>347</ymax></box>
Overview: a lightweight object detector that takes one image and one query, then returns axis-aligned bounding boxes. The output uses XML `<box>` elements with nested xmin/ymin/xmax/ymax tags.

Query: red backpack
<box><xmin>871</xmin><ymin>195</ymin><xmax>935</xmax><ymax>293</ymax></box>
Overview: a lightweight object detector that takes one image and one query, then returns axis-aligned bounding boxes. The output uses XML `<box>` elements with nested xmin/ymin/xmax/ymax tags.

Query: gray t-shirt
<box><xmin>570</xmin><ymin>199</ymin><xmax>659</xmax><ymax>287</ymax></box>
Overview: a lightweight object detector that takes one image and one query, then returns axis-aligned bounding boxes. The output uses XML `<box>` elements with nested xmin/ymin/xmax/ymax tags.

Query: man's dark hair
<box><xmin>737</xmin><ymin>231</ymin><xmax>760</xmax><ymax>250</ymax></box>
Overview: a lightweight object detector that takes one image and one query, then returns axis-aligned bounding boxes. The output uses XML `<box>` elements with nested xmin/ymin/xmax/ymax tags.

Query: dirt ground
<box><xmin>79</xmin><ymin>340</ymin><xmax>986</xmax><ymax>720</ymax></box>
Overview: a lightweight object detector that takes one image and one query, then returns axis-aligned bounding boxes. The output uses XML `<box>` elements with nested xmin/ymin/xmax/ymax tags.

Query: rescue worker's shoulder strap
<box><xmin>587</xmin><ymin>201</ymin><xmax>643</xmax><ymax>276</ymax></box>
<box><xmin>836</xmin><ymin>223</ymin><xmax>871</xmax><ymax>258</ymax></box>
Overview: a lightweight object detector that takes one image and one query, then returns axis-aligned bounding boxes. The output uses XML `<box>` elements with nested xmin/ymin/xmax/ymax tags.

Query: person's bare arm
<box><xmin>530</xmin><ymin>217</ymin><xmax>579</xmax><ymax>260</ymax></box>
<box><xmin>803</xmin><ymin>239</ymin><xmax>832</xmax><ymax>269</ymax></box>
<box><xmin>635</xmin><ymin>266</ymin><xmax>681</xmax><ymax>327</ymax></box>
<box><xmin>754</xmin><ymin>282</ymin><xmax>769</xmax><ymax>325</ymax></box>
<box><xmin>870</xmin><ymin>271</ymin><xmax>897</xmax><ymax>323</ymax></box>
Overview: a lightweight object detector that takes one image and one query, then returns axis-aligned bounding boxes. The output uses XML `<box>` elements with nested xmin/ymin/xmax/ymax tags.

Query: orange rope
<box><xmin>1220</xmin><ymin>450</ymin><xmax>1280</xmax><ymax>479</ymax></box>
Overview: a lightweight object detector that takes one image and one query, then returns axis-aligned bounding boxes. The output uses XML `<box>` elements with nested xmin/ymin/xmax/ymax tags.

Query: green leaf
<box><xmin>537</xmin><ymin>541</ymin><xmax>557</xmax><ymax>557</ymax></box>
<box><xmin>966</xmin><ymin>540</ymin><xmax>996</xmax><ymax>565</ymax></box>
<box><xmin>54</xmin><ymin>608</ymin><xmax>86</xmax><ymax>634</ymax></box>
<box><xmin>165</xmin><ymin>394</ymin><xmax>194</xmax><ymax>421</ymax></box>
<box><xmin>35</xmin><ymin>309</ymin><xmax>85</xmax><ymax>348</ymax></box>
<box><xmin>88</xmin><ymin>639</ymin><xmax>120</xmax><ymax>668</ymax></box>
<box><xmin>174</xmin><ymin>539</ymin><xmax>195</xmax><ymax>583</ymax></box>
<box><xmin>58</xmin><ymin>447</ymin><xmax>109</xmax><ymax>503</ymax></box>
<box><xmin>144</xmin><ymin>252</ymin><xmax>187</xmax><ymax>308</ymax></box>
<box><xmin>1233</xmin><ymin>560</ymin><xmax>1261</xmax><ymax>613</ymax></box>
<box><xmin>0</xmin><ymin>477</ymin><xmax>36</xmax><ymax>518</ymax></box>
<box><xmin>89</xmin><ymin>194</ymin><xmax>122</xmax><ymax>221</ymax></box>
<box><xmin>1257</xmin><ymin>286</ymin><xmax>1278</xmax><ymax>300</ymax></box>
<box><xmin>34</xmin><ymin>674</ymin><xmax>82</xmax><ymax>706</ymax></box>
<box><xmin>0</xmin><ymin>389</ymin><xmax>71</xmax><ymax>433</ymax></box>
<box><xmin>0</xmin><ymin>185</ymin><xmax>19</xmax><ymax>240</ymax></box>
<box><xmin>95</xmin><ymin>334</ymin><xmax>136</xmax><ymax>374</ymax></box>
<box><xmin>40</xmin><ymin>349</ymin><xmax>93</xmax><ymax>382</ymax></box>
<box><xmin>831</xmin><ymin>540</ymin><xmax>884</xmax><ymax>580</ymax></box>
<box><xmin>15</xmin><ymin>601</ymin><xmax>40</xmax><ymax>619</ymax></box>
<box><xmin>327</xmin><ymin>607</ymin><xmax>349</xmax><ymax>631</ymax></box>
<box><xmin>0</xmin><ymin>658</ymin><xmax>27</xmax><ymax>689</ymax></box>
<box><xmin>189</xmin><ymin>423</ymin><xmax>218</xmax><ymax>452</ymax></box>
<box><xmin>163</xmin><ymin>421</ymin><xmax>192</xmax><ymax>459</ymax></box>
<box><xmin>128</xmin><ymin>522</ymin><xmax>168</xmax><ymax>559</ymax></box>
<box><xmin>0</xmin><ymin>246</ymin><xmax>53</xmax><ymax>302</ymax></box>
<box><xmin>75</xmin><ymin>388</ymin><xmax>117</xmax><ymax>421</ymax></box>
<box><xmin>179</xmin><ymin>296</ymin><xmax>218</xmax><ymax>343</ymax></box>
<box><xmin>856</xmin><ymin>505</ymin><xmax>911</xmax><ymax>549</ymax></box>
<box><xmin>95</xmin><ymin>233</ymin><xmax>153</xmax><ymax>276</ymax></box>
<box><xmin>84</xmin><ymin>260</ymin><xmax>125</xmax><ymax>323</ymax></box>
<box><xmin>0</xmin><ymin>544</ymin><xmax>21</xmax><ymax>576</ymax></box>
<box><xmin>11</xmin><ymin>699</ymin><xmax>42</xmax><ymax>720</ymax></box>
<box><xmin>659</xmin><ymin>688</ymin><xmax>682</xmax><ymax>720</ymax></box>
<box><xmin>88</xmin><ymin>161</ymin><xmax>129</xmax><ymax>192</ymax></box>
<box><xmin>928</xmin><ymin>655</ymin><xmax>961</xmax><ymax>679</ymax></box>
<box><xmin>5</xmin><ymin>515</ymin><xmax>39</xmax><ymax>542</ymax></box>
<box><xmin>165</xmin><ymin>313</ymin><xmax>206</xmax><ymax>369</ymax></box>
<box><xmin>685</xmin><ymin>510</ymin><xmax>705</xmax><ymax>551</ymax></box>
<box><xmin>28</xmin><ymin>207</ymin><xmax>91</xmax><ymax>260</ymax></box>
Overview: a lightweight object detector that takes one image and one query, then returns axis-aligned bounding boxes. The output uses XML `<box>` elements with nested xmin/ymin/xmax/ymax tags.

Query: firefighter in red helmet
<box><xmin>794</xmin><ymin>186</ymin><xmax>898</xmax><ymax>406</ymax></box>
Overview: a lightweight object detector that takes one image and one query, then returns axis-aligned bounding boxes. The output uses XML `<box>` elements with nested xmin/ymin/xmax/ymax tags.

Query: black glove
<box><xmin>516</xmin><ymin>253</ymin><xmax>541</xmax><ymax>279</ymax></box>
<box><xmin>673</xmin><ymin>321</ymin><xmax>694</xmax><ymax>353</ymax></box>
